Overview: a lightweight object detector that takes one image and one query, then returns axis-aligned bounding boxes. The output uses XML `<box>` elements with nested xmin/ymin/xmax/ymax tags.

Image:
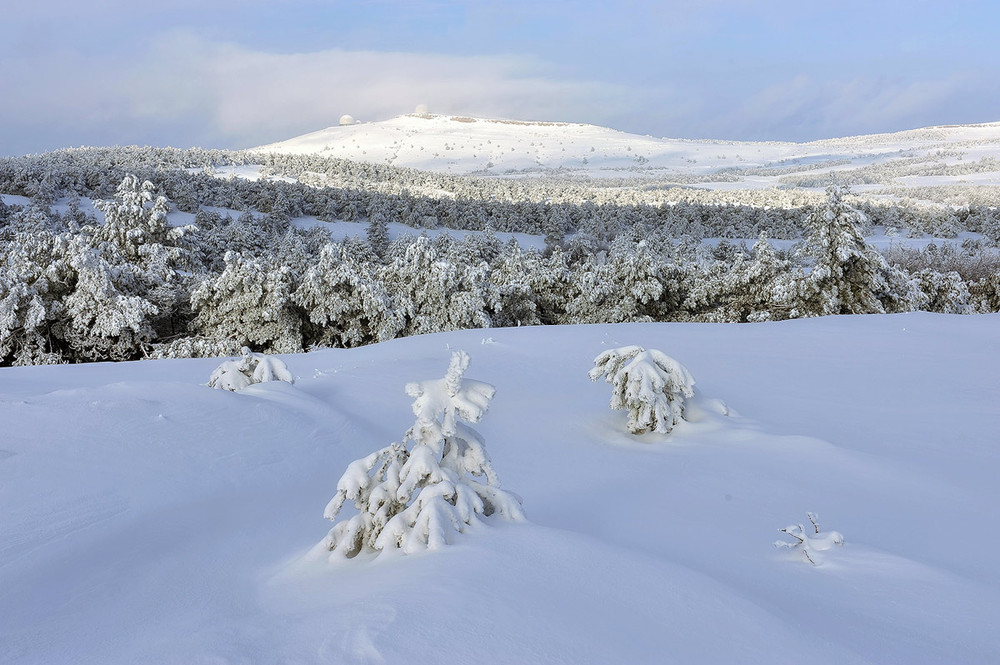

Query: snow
<box><xmin>290</xmin><ymin>215</ymin><xmax>548</xmax><ymax>251</ymax></box>
<box><xmin>3</xmin><ymin>314</ymin><xmax>1000</xmax><ymax>663</ymax></box>
<box><xmin>0</xmin><ymin>193</ymin><xmax>32</xmax><ymax>207</ymax></box>
<box><xmin>253</xmin><ymin>113</ymin><xmax>1000</xmax><ymax>194</ymax></box>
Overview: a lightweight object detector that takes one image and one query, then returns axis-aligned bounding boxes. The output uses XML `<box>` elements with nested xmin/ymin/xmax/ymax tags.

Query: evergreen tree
<box><xmin>190</xmin><ymin>251</ymin><xmax>303</xmax><ymax>353</ymax></box>
<box><xmin>792</xmin><ymin>187</ymin><xmax>917</xmax><ymax>317</ymax></box>
<box><xmin>293</xmin><ymin>243</ymin><xmax>403</xmax><ymax>347</ymax></box>
<box><xmin>589</xmin><ymin>345</ymin><xmax>696</xmax><ymax>435</ymax></box>
<box><xmin>322</xmin><ymin>351</ymin><xmax>524</xmax><ymax>558</ymax></box>
<box><xmin>366</xmin><ymin>196</ymin><xmax>391</xmax><ymax>259</ymax></box>
<box><xmin>380</xmin><ymin>236</ymin><xmax>497</xmax><ymax>336</ymax></box>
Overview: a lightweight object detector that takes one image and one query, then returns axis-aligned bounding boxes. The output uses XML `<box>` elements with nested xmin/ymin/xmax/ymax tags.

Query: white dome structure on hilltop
<box><xmin>339</xmin><ymin>114</ymin><xmax>357</xmax><ymax>126</ymax></box>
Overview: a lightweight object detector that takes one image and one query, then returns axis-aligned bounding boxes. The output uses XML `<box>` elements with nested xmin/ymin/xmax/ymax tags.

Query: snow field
<box><xmin>2</xmin><ymin>314</ymin><xmax>999</xmax><ymax>663</ymax></box>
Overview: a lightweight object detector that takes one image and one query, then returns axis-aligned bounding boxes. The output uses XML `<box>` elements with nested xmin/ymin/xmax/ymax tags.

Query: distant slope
<box><xmin>254</xmin><ymin>113</ymin><xmax>1000</xmax><ymax>191</ymax></box>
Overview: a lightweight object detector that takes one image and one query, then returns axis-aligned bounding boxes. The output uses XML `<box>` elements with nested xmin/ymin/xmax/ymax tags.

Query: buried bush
<box><xmin>589</xmin><ymin>345</ymin><xmax>695</xmax><ymax>435</ymax></box>
<box><xmin>207</xmin><ymin>346</ymin><xmax>294</xmax><ymax>391</ymax></box>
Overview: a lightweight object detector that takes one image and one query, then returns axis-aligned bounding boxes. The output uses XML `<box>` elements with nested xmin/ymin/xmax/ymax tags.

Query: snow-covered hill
<box><xmin>255</xmin><ymin>113</ymin><xmax>1000</xmax><ymax>190</ymax></box>
<box><xmin>3</xmin><ymin>315</ymin><xmax>999</xmax><ymax>664</ymax></box>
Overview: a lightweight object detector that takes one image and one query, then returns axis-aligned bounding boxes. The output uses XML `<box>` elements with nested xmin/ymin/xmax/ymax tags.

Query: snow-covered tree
<box><xmin>92</xmin><ymin>174</ymin><xmax>188</xmax><ymax>266</ymax></box>
<box><xmin>489</xmin><ymin>241</ymin><xmax>543</xmax><ymax>327</ymax></box>
<box><xmin>322</xmin><ymin>351</ymin><xmax>524</xmax><ymax>559</ymax></box>
<box><xmin>190</xmin><ymin>251</ymin><xmax>303</xmax><ymax>353</ymax></box>
<box><xmin>366</xmin><ymin>196</ymin><xmax>391</xmax><ymax>259</ymax></box>
<box><xmin>293</xmin><ymin>243</ymin><xmax>403</xmax><ymax>348</ymax></box>
<box><xmin>793</xmin><ymin>187</ymin><xmax>917</xmax><ymax>317</ymax></box>
<box><xmin>565</xmin><ymin>238</ymin><xmax>668</xmax><ymax>324</ymax></box>
<box><xmin>774</xmin><ymin>512</ymin><xmax>844</xmax><ymax>565</ymax></box>
<box><xmin>58</xmin><ymin>238</ymin><xmax>159</xmax><ymax>361</ymax></box>
<box><xmin>380</xmin><ymin>236</ymin><xmax>497</xmax><ymax>336</ymax></box>
<box><xmin>589</xmin><ymin>345</ymin><xmax>695</xmax><ymax>435</ymax></box>
<box><xmin>0</xmin><ymin>223</ymin><xmax>71</xmax><ymax>365</ymax></box>
<box><xmin>684</xmin><ymin>237</ymin><xmax>797</xmax><ymax>322</ymax></box>
<box><xmin>150</xmin><ymin>335</ymin><xmax>244</xmax><ymax>359</ymax></box>
<box><xmin>911</xmin><ymin>268</ymin><xmax>972</xmax><ymax>314</ymax></box>
<box><xmin>82</xmin><ymin>174</ymin><xmax>192</xmax><ymax>350</ymax></box>
<box><xmin>207</xmin><ymin>346</ymin><xmax>294</xmax><ymax>391</ymax></box>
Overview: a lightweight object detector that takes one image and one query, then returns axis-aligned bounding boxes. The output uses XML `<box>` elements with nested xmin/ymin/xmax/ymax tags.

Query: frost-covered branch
<box><xmin>774</xmin><ymin>512</ymin><xmax>844</xmax><ymax>565</ymax></box>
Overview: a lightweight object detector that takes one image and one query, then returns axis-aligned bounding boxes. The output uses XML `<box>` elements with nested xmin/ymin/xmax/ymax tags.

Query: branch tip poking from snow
<box><xmin>323</xmin><ymin>350</ymin><xmax>523</xmax><ymax>560</ymax></box>
<box><xmin>775</xmin><ymin>513</ymin><xmax>844</xmax><ymax>565</ymax></box>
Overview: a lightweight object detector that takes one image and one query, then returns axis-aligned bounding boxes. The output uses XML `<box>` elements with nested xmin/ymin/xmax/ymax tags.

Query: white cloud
<box><xmin>2</xmin><ymin>23</ymin><xmax>997</xmax><ymax>155</ymax></box>
<box><xmin>713</xmin><ymin>72</ymin><xmax>996</xmax><ymax>141</ymax></box>
<box><xmin>121</xmin><ymin>33</ymin><xmax>632</xmax><ymax>147</ymax></box>
<box><xmin>0</xmin><ymin>30</ymin><xmax>633</xmax><ymax>154</ymax></box>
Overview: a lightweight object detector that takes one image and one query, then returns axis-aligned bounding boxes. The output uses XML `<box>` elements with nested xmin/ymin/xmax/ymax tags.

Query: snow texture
<box><xmin>255</xmin><ymin>113</ymin><xmax>1000</xmax><ymax>190</ymax></box>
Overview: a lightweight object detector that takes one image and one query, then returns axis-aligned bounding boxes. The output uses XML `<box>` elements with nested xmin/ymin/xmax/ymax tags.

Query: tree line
<box><xmin>2</xmin><ymin>171</ymin><xmax>997</xmax><ymax>365</ymax></box>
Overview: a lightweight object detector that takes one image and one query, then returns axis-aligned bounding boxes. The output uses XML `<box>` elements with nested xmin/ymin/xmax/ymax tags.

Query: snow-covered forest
<box><xmin>4</xmin><ymin>115</ymin><xmax>1000</xmax><ymax>664</ymax></box>
<box><xmin>3</xmin><ymin>124</ymin><xmax>1000</xmax><ymax>365</ymax></box>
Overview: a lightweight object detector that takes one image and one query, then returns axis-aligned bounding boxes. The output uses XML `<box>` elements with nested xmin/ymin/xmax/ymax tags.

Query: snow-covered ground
<box><xmin>253</xmin><ymin>113</ymin><xmax>1000</xmax><ymax>191</ymax></box>
<box><xmin>3</xmin><ymin>314</ymin><xmax>999</xmax><ymax>664</ymax></box>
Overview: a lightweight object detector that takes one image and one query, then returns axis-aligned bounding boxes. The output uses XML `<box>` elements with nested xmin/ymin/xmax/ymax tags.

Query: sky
<box><xmin>3</xmin><ymin>0</ymin><xmax>999</xmax><ymax>156</ymax></box>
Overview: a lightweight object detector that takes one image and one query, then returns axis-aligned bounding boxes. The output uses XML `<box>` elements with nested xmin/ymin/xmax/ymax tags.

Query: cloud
<box><xmin>709</xmin><ymin>72</ymin><xmax>998</xmax><ymax>142</ymax></box>
<box><xmin>3</xmin><ymin>21</ymin><xmax>998</xmax><ymax>156</ymax></box>
<box><xmin>132</xmin><ymin>33</ymin><xmax>635</xmax><ymax>147</ymax></box>
<box><xmin>0</xmin><ymin>30</ymin><xmax>642</xmax><ymax>155</ymax></box>
<box><xmin>0</xmin><ymin>31</ymin><xmax>629</xmax><ymax>154</ymax></box>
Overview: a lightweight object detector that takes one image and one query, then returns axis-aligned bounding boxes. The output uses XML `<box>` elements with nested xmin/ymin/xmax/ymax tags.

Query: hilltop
<box><xmin>255</xmin><ymin>113</ymin><xmax>1000</xmax><ymax>191</ymax></box>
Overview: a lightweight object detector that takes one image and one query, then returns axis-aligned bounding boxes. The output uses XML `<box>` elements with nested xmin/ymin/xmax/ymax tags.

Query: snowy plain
<box><xmin>3</xmin><ymin>314</ymin><xmax>999</xmax><ymax>664</ymax></box>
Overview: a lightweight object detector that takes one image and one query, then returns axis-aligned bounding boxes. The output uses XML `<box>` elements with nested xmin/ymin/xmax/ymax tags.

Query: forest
<box><xmin>1</xmin><ymin>146</ymin><xmax>999</xmax><ymax>365</ymax></box>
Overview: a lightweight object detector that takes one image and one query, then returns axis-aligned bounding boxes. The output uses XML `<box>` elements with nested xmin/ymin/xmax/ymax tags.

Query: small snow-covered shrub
<box><xmin>322</xmin><ymin>350</ymin><xmax>524</xmax><ymax>559</ymax></box>
<box><xmin>774</xmin><ymin>512</ymin><xmax>844</xmax><ymax>565</ymax></box>
<box><xmin>589</xmin><ymin>345</ymin><xmax>695</xmax><ymax>435</ymax></box>
<box><xmin>207</xmin><ymin>347</ymin><xmax>294</xmax><ymax>391</ymax></box>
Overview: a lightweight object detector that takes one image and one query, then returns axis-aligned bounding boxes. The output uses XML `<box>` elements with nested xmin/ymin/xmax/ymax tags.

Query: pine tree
<box><xmin>0</xmin><ymin>227</ymin><xmax>69</xmax><ymax>365</ymax></box>
<box><xmin>190</xmin><ymin>251</ymin><xmax>303</xmax><ymax>353</ymax></box>
<box><xmin>322</xmin><ymin>351</ymin><xmax>524</xmax><ymax>558</ymax></box>
<box><xmin>58</xmin><ymin>237</ymin><xmax>158</xmax><ymax>361</ymax></box>
<box><xmin>589</xmin><ymin>345</ymin><xmax>695</xmax><ymax>435</ymax></box>
<box><xmin>293</xmin><ymin>243</ymin><xmax>403</xmax><ymax>347</ymax></box>
<box><xmin>92</xmin><ymin>174</ymin><xmax>188</xmax><ymax>266</ymax></box>
<box><xmin>379</xmin><ymin>236</ymin><xmax>497</xmax><ymax>336</ymax></box>
<box><xmin>366</xmin><ymin>196</ymin><xmax>391</xmax><ymax>259</ymax></box>
<box><xmin>793</xmin><ymin>187</ymin><xmax>917</xmax><ymax>317</ymax></box>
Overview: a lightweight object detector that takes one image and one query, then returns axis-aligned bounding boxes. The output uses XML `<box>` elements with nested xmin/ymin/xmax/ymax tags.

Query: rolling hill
<box><xmin>255</xmin><ymin>113</ymin><xmax>1000</xmax><ymax>192</ymax></box>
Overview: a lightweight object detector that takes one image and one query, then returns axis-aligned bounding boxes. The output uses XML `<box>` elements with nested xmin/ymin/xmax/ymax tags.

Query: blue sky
<box><xmin>3</xmin><ymin>0</ymin><xmax>998</xmax><ymax>156</ymax></box>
